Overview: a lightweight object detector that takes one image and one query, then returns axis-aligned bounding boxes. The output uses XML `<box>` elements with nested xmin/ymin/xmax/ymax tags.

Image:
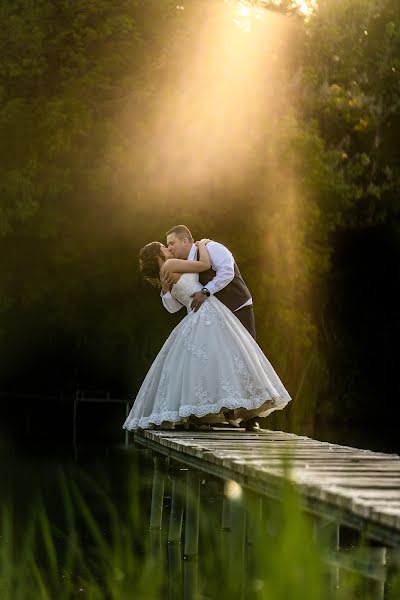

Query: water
<box><xmin>1</xmin><ymin>437</ymin><xmax>400</xmax><ymax>599</ymax></box>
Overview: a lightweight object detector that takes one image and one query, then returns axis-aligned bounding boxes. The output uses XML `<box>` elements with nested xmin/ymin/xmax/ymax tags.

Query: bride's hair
<box><xmin>138</xmin><ymin>241</ymin><xmax>164</xmax><ymax>287</ymax></box>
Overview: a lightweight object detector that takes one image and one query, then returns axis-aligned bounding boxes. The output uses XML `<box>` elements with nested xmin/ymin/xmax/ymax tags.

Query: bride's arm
<box><xmin>162</xmin><ymin>240</ymin><xmax>211</xmax><ymax>274</ymax></box>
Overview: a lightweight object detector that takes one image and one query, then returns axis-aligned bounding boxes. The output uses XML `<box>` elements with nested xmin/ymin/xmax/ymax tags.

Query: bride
<box><xmin>123</xmin><ymin>239</ymin><xmax>291</xmax><ymax>431</ymax></box>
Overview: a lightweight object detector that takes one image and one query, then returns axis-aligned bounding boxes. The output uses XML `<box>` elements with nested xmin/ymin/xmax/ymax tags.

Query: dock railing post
<box><xmin>168</xmin><ymin>465</ymin><xmax>186</xmax><ymax>598</ymax></box>
<box><xmin>150</xmin><ymin>454</ymin><xmax>167</xmax><ymax>530</ymax></box>
<box><xmin>221</xmin><ymin>494</ymin><xmax>232</xmax><ymax>532</ymax></box>
<box><xmin>366</xmin><ymin>547</ymin><xmax>387</xmax><ymax>600</ymax></box>
<box><xmin>184</xmin><ymin>469</ymin><xmax>200</xmax><ymax>558</ymax></box>
<box><xmin>220</xmin><ymin>493</ymin><xmax>232</xmax><ymax>572</ymax></box>
<box><xmin>245</xmin><ymin>489</ymin><xmax>263</xmax><ymax>548</ymax></box>
<box><xmin>385</xmin><ymin>548</ymin><xmax>400</xmax><ymax>598</ymax></box>
<box><xmin>313</xmin><ymin>515</ymin><xmax>340</xmax><ymax>592</ymax></box>
<box><xmin>183</xmin><ymin>468</ymin><xmax>200</xmax><ymax>600</ymax></box>
<box><xmin>168</xmin><ymin>542</ymin><xmax>183</xmax><ymax>600</ymax></box>
<box><xmin>73</xmin><ymin>388</ymin><xmax>79</xmax><ymax>448</ymax></box>
<box><xmin>124</xmin><ymin>400</ymin><xmax>130</xmax><ymax>447</ymax></box>
<box><xmin>223</xmin><ymin>480</ymin><xmax>246</xmax><ymax>599</ymax></box>
<box><xmin>183</xmin><ymin>559</ymin><xmax>198</xmax><ymax>600</ymax></box>
<box><xmin>168</xmin><ymin>467</ymin><xmax>186</xmax><ymax>544</ymax></box>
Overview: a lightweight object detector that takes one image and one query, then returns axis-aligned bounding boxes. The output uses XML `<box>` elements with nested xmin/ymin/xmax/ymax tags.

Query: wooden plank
<box><xmin>239</xmin><ymin>463</ymin><xmax>400</xmax><ymax>472</ymax></box>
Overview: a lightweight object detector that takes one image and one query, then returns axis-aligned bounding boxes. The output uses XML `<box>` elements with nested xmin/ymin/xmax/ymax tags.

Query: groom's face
<box><xmin>167</xmin><ymin>233</ymin><xmax>191</xmax><ymax>259</ymax></box>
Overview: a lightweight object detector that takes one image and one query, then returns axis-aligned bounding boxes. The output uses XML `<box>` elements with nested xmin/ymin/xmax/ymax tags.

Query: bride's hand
<box><xmin>160</xmin><ymin>268</ymin><xmax>173</xmax><ymax>292</ymax></box>
<box><xmin>195</xmin><ymin>238</ymin><xmax>212</xmax><ymax>246</ymax></box>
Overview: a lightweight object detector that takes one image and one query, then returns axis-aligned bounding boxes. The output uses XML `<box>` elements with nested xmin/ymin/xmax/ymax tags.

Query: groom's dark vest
<box><xmin>196</xmin><ymin>249</ymin><xmax>252</xmax><ymax>312</ymax></box>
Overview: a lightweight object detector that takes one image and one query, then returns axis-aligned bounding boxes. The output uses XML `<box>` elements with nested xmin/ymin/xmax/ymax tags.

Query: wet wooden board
<box><xmin>134</xmin><ymin>428</ymin><xmax>400</xmax><ymax>546</ymax></box>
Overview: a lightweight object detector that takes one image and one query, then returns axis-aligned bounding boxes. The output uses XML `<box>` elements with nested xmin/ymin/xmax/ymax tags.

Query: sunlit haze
<box><xmin>121</xmin><ymin>1</ymin><xmax>301</xmax><ymax>192</ymax></box>
<box><xmin>119</xmin><ymin>0</ymin><xmax>318</xmax><ymax>332</ymax></box>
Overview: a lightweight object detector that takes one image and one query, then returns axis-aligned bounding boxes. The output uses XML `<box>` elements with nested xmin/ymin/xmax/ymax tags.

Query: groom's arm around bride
<box><xmin>161</xmin><ymin>225</ymin><xmax>256</xmax><ymax>339</ymax></box>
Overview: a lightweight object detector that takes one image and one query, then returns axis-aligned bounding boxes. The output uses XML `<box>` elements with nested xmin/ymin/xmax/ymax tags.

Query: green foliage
<box><xmin>0</xmin><ymin>0</ymin><xmax>399</xmax><ymax>431</ymax></box>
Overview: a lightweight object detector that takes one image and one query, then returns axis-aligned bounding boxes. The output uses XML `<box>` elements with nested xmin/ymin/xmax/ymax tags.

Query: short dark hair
<box><xmin>166</xmin><ymin>225</ymin><xmax>194</xmax><ymax>242</ymax></box>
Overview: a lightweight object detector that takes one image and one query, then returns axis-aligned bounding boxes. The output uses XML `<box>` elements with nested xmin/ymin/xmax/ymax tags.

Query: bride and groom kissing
<box><xmin>123</xmin><ymin>225</ymin><xmax>291</xmax><ymax>433</ymax></box>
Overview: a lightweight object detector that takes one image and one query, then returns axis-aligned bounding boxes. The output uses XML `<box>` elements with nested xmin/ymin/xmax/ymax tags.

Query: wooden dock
<box><xmin>134</xmin><ymin>428</ymin><xmax>400</xmax><ymax>548</ymax></box>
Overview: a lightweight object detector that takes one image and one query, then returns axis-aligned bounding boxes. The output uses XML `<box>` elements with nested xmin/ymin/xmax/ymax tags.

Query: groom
<box><xmin>160</xmin><ymin>224</ymin><xmax>260</xmax><ymax>431</ymax></box>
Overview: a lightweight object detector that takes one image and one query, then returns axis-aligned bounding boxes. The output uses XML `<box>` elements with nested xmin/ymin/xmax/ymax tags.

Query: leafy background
<box><xmin>1</xmin><ymin>0</ymin><xmax>399</xmax><ymax>443</ymax></box>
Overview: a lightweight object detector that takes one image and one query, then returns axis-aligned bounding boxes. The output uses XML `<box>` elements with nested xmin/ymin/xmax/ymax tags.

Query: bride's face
<box><xmin>160</xmin><ymin>245</ymin><xmax>173</xmax><ymax>260</ymax></box>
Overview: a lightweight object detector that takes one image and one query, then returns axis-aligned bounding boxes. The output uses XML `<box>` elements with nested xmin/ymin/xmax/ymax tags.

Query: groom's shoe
<box><xmin>243</xmin><ymin>417</ymin><xmax>261</xmax><ymax>432</ymax></box>
<box><xmin>226</xmin><ymin>419</ymin><xmax>241</xmax><ymax>428</ymax></box>
<box><xmin>188</xmin><ymin>422</ymin><xmax>211</xmax><ymax>431</ymax></box>
<box><xmin>187</xmin><ymin>418</ymin><xmax>211</xmax><ymax>431</ymax></box>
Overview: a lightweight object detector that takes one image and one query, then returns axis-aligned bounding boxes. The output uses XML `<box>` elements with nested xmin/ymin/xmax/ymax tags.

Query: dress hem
<box><xmin>122</xmin><ymin>394</ymin><xmax>291</xmax><ymax>431</ymax></box>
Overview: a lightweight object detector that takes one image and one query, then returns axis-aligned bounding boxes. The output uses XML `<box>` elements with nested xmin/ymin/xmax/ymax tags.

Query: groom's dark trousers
<box><xmin>235</xmin><ymin>305</ymin><xmax>256</xmax><ymax>340</ymax></box>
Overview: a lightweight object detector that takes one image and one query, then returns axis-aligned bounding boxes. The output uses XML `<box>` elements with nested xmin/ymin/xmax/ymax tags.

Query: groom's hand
<box><xmin>190</xmin><ymin>291</ymin><xmax>207</xmax><ymax>312</ymax></box>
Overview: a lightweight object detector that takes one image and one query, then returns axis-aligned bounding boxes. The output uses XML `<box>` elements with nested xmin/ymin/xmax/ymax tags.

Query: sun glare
<box><xmin>228</xmin><ymin>1</ymin><xmax>266</xmax><ymax>32</ymax></box>
<box><xmin>225</xmin><ymin>480</ymin><xmax>243</xmax><ymax>500</ymax></box>
<box><xmin>290</xmin><ymin>0</ymin><xmax>318</xmax><ymax>18</ymax></box>
<box><xmin>238</xmin><ymin>5</ymin><xmax>251</xmax><ymax>17</ymax></box>
<box><xmin>226</xmin><ymin>0</ymin><xmax>318</xmax><ymax>29</ymax></box>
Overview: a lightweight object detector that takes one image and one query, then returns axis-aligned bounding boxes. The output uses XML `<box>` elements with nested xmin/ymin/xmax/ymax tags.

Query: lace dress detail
<box><xmin>123</xmin><ymin>273</ymin><xmax>291</xmax><ymax>430</ymax></box>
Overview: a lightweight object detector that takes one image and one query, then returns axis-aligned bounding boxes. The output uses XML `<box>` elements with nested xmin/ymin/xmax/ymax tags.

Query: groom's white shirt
<box><xmin>161</xmin><ymin>242</ymin><xmax>253</xmax><ymax>313</ymax></box>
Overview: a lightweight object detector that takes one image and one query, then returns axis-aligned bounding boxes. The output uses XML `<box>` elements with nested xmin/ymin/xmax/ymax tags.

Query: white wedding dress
<box><xmin>123</xmin><ymin>273</ymin><xmax>291</xmax><ymax>430</ymax></box>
